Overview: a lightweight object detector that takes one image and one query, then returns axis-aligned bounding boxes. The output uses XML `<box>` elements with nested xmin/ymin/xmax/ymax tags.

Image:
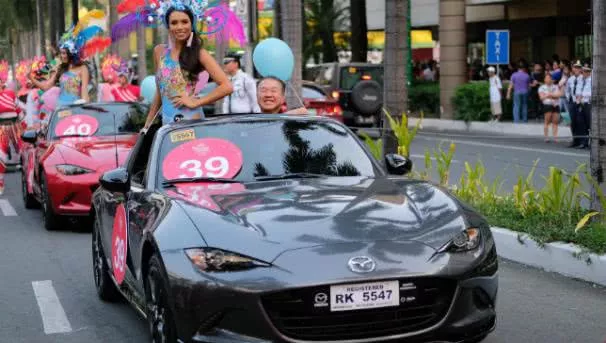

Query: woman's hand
<box><xmin>172</xmin><ymin>93</ymin><xmax>198</xmax><ymax>108</ymax></box>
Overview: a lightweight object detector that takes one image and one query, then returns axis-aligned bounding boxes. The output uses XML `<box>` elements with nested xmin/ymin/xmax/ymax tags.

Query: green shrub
<box><xmin>452</xmin><ymin>82</ymin><xmax>492</xmax><ymax>122</ymax></box>
<box><xmin>409</xmin><ymin>82</ymin><xmax>440</xmax><ymax>117</ymax></box>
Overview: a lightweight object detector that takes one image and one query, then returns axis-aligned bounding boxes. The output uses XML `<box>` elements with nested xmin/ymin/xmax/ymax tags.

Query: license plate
<box><xmin>356</xmin><ymin>115</ymin><xmax>375</xmax><ymax>124</ymax></box>
<box><xmin>307</xmin><ymin>108</ymin><xmax>317</xmax><ymax>115</ymax></box>
<box><xmin>330</xmin><ymin>281</ymin><xmax>399</xmax><ymax>312</ymax></box>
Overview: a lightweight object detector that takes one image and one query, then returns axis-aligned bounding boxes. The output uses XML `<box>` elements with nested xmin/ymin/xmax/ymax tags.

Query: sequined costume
<box><xmin>156</xmin><ymin>48</ymin><xmax>203</xmax><ymax>123</ymax></box>
<box><xmin>58</xmin><ymin>70</ymin><xmax>83</xmax><ymax>107</ymax></box>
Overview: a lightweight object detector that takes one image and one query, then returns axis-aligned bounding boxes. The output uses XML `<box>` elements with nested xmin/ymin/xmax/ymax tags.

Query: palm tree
<box><xmin>381</xmin><ymin>0</ymin><xmax>409</xmax><ymax>154</ymax></box>
<box><xmin>36</xmin><ymin>0</ymin><xmax>46</xmax><ymax>56</ymax></box>
<box><xmin>349</xmin><ymin>0</ymin><xmax>367</xmax><ymax>62</ymax></box>
<box><xmin>72</xmin><ymin>0</ymin><xmax>79</xmax><ymax>26</ymax></box>
<box><xmin>109</xmin><ymin>0</ymin><xmax>120</xmax><ymax>54</ymax></box>
<box><xmin>303</xmin><ymin>0</ymin><xmax>348</xmax><ymax>64</ymax></box>
<box><xmin>280</xmin><ymin>0</ymin><xmax>303</xmax><ymax>109</ymax></box>
<box><xmin>591</xmin><ymin>0</ymin><xmax>606</xmax><ymax>214</ymax></box>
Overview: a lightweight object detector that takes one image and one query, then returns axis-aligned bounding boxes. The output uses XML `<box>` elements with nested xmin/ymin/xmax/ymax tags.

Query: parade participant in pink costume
<box><xmin>0</xmin><ymin>60</ymin><xmax>20</xmax><ymax>194</ymax></box>
<box><xmin>98</xmin><ymin>54</ymin><xmax>121</xmax><ymax>102</ymax></box>
<box><xmin>111</xmin><ymin>0</ymin><xmax>248</xmax><ymax>126</ymax></box>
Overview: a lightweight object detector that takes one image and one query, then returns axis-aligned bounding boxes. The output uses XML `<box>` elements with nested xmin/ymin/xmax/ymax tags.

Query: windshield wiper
<box><xmin>162</xmin><ymin>177</ymin><xmax>241</xmax><ymax>186</ymax></box>
<box><xmin>254</xmin><ymin>173</ymin><xmax>325</xmax><ymax>181</ymax></box>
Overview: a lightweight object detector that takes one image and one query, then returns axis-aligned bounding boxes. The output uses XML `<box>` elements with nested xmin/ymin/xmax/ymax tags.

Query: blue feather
<box><xmin>75</xmin><ymin>26</ymin><xmax>104</xmax><ymax>49</ymax></box>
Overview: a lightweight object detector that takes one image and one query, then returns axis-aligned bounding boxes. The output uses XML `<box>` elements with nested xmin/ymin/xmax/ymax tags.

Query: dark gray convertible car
<box><xmin>91</xmin><ymin>114</ymin><xmax>497</xmax><ymax>343</ymax></box>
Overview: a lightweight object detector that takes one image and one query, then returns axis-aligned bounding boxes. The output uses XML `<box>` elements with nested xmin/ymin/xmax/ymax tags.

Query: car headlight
<box><xmin>185</xmin><ymin>248</ymin><xmax>271</xmax><ymax>272</ymax></box>
<box><xmin>56</xmin><ymin>164</ymin><xmax>94</xmax><ymax>175</ymax></box>
<box><xmin>439</xmin><ymin>228</ymin><xmax>481</xmax><ymax>253</ymax></box>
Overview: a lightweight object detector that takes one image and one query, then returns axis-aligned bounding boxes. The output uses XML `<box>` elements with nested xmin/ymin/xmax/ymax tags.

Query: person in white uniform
<box><xmin>222</xmin><ymin>53</ymin><xmax>260</xmax><ymax>114</ymax></box>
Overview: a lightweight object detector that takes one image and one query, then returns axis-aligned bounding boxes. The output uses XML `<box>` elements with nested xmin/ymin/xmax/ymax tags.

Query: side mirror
<box><xmin>99</xmin><ymin>168</ymin><xmax>131</xmax><ymax>193</ymax></box>
<box><xmin>385</xmin><ymin>154</ymin><xmax>413</xmax><ymax>175</ymax></box>
<box><xmin>21</xmin><ymin>130</ymin><xmax>37</xmax><ymax>144</ymax></box>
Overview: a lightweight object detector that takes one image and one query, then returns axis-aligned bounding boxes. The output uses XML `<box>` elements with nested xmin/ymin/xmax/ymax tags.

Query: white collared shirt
<box><xmin>578</xmin><ymin>76</ymin><xmax>591</xmax><ymax>104</ymax></box>
<box><xmin>222</xmin><ymin>69</ymin><xmax>261</xmax><ymax>114</ymax></box>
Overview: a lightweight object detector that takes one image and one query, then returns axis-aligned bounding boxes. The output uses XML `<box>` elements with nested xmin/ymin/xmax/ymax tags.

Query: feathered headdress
<box><xmin>59</xmin><ymin>10</ymin><xmax>110</xmax><ymax>62</ymax></box>
<box><xmin>114</xmin><ymin>61</ymin><xmax>130</xmax><ymax>77</ymax></box>
<box><xmin>30</xmin><ymin>56</ymin><xmax>47</xmax><ymax>74</ymax></box>
<box><xmin>0</xmin><ymin>60</ymin><xmax>8</xmax><ymax>83</ymax></box>
<box><xmin>111</xmin><ymin>0</ymin><xmax>246</xmax><ymax>47</ymax></box>
<box><xmin>15</xmin><ymin>60</ymin><xmax>31</xmax><ymax>89</ymax></box>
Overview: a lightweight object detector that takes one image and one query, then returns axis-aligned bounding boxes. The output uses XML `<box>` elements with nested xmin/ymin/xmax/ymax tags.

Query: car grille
<box><xmin>262</xmin><ymin>278</ymin><xmax>457</xmax><ymax>341</ymax></box>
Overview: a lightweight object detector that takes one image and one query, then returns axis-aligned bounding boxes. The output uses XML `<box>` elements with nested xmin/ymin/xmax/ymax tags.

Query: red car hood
<box><xmin>54</xmin><ymin>135</ymin><xmax>138</xmax><ymax>172</ymax></box>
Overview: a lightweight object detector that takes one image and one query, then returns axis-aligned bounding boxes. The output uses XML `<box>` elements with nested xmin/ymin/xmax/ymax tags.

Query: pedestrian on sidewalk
<box><xmin>222</xmin><ymin>53</ymin><xmax>260</xmax><ymax>114</ymax></box>
<box><xmin>575</xmin><ymin>63</ymin><xmax>592</xmax><ymax>149</ymax></box>
<box><xmin>507</xmin><ymin>61</ymin><xmax>531</xmax><ymax>123</ymax></box>
<box><xmin>539</xmin><ymin>73</ymin><xmax>560</xmax><ymax>142</ymax></box>
<box><xmin>487</xmin><ymin>66</ymin><xmax>502</xmax><ymax>122</ymax></box>
<box><xmin>558</xmin><ymin>61</ymin><xmax>571</xmax><ymax>124</ymax></box>
<box><xmin>567</xmin><ymin>60</ymin><xmax>583</xmax><ymax>147</ymax></box>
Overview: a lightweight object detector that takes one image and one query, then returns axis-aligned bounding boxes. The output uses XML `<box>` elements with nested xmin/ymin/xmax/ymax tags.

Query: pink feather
<box><xmin>206</xmin><ymin>4</ymin><xmax>247</xmax><ymax>47</ymax></box>
<box><xmin>195</xmin><ymin>71</ymin><xmax>210</xmax><ymax>94</ymax></box>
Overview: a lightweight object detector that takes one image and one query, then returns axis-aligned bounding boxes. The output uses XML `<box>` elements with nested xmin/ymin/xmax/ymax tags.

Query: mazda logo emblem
<box><xmin>314</xmin><ymin>293</ymin><xmax>328</xmax><ymax>304</ymax></box>
<box><xmin>348</xmin><ymin>256</ymin><xmax>376</xmax><ymax>273</ymax></box>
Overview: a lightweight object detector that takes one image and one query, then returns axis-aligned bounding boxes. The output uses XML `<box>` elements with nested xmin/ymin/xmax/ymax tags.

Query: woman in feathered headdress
<box><xmin>28</xmin><ymin>10</ymin><xmax>110</xmax><ymax>108</ymax></box>
<box><xmin>112</xmin><ymin>0</ymin><xmax>237</xmax><ymax>127</ymax></box>
<box><xmin>98</xmin><ymin>54</ymin><xmax>122</xmax><ymax>102</ymax></box>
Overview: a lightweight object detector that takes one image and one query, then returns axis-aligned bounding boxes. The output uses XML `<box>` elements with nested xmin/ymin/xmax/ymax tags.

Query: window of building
<box><xmin>574</xmin><ymin>35</ymin><xmax>592</xmax><ymax>60</ymax></box>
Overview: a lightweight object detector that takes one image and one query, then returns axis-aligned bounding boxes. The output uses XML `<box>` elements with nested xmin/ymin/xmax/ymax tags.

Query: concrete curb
<box><xmin>410</xmin><ymin>118</ymin><xmax>573</xmax><ymax>138</ymax></box>
<box><xmin>491</xmin><ymin>227</ymin><xmax>606</xmax><ymax>286</ymax></box>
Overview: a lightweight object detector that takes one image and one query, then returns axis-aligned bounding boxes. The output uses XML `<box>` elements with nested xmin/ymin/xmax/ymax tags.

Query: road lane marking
<box><xmin>410</xmin><ymin>154</ymin><xmax>460</xmax><ymax>163</ymax></box>
<box><xmin>31</xmin><ymin>280</ymin><xmax>72</xmax><ymax>334</ymax></box>
<box><xmin>0</xmin><ymin>199</ymin><xmax>17</xmax><ymax>216</ymax></box>
<box><xmin>418</xmin><ymin>136</ymin><xmax>588</xmax><ymax>158</ymax></box>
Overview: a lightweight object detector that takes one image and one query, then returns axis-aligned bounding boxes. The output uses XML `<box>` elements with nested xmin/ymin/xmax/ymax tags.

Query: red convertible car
<box><xmin>20</xmin><ymin>102</ymin><xmax>147</xmax><ymax>230</ymax></box>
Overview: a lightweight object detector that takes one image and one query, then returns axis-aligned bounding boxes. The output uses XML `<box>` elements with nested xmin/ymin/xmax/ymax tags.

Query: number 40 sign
<box><xmin>162</xmin><ymin>138</ymin><xmax>244</xmax><ymax>180</ymax></box>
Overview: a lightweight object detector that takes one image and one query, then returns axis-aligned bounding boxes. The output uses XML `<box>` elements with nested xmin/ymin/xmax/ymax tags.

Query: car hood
<box><xmin>54</xmin><ymin>135</ymin><xmax>138</xmax><ymax>172</ymax></box>
<box><xmin>173</xmin><ymin>176</ymin><xmax>471</xmax><ymax>262</ymax></box>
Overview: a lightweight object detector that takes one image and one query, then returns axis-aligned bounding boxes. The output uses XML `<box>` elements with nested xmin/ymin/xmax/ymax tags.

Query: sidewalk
<box><xmin>409</xmin><ymin>118</ymin><xmax>573</xmax><ymax>138</ymax></box>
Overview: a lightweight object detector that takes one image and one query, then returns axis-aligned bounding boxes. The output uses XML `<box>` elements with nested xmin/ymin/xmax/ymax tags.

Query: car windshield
<box><xmin>48</xmin><ymin>103</ymin><xmax>147</xmax><ymax>140</ymax></box>
<box><xmin>157</xmin><ymin>118</ymin><xmax>378</xmax><ymax>185</ymax></box>
<box><xmin>302</xmin><ymin>86</ymin><xmax>326</xmax><ymax>99</ymax></box>
<box><xmin>340</xmin><ymin>66</ymin><xmax>384</xmax><ymax>90</ymax></box>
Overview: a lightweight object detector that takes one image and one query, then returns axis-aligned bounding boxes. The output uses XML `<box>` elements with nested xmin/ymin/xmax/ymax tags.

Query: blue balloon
<box><xmin>253</xmin><ymin>38</ymin><xmax>295</xmax><ymax>81</ymax></box>
<box><xmin>141</xmin><ymin>76</ymin><xmax>157</xmax><ymax>104</ymax></box>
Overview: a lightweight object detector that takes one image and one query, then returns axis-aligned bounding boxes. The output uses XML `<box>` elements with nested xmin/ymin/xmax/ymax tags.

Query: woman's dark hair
<box><xmin>55</xmin><ymin>50</ymin><xmax>82</xmax><ymax>86</ymax></box>
<box><xmin>165</xmin><ymin>7</ymin><xmax>204</xmax><ymax>83</ymax></box>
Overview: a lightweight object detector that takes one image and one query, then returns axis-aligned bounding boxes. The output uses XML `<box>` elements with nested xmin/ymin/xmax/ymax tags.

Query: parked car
<box><xmin>20</xmin><ymin>102</ymin><xmax>147</xmax><ymax>230</ymax></box>
<box><xmin>92</xmin><ymin>114</ymin><xmax>497</xmax><ymax>343</ymax></box>
<box><xmin>306</xmin><ymin>63</ymin><xmax>384</xmax><ymax>128</ymax></box>
<box><xmin>302</xmin><ymin>81</ymin><xmax>343</xmax><ymax>122</ymax></box>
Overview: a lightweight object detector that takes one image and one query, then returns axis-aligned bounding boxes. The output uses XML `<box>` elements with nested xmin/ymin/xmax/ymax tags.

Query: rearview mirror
<box><xmin>99</xmin><ymin>168</ymin><xmax>131</xmax><ymax>193</ymax></box>
<box><xmin>21</xmin><ymin>130</ymin><xmax>37</xmax><ymax>144</ymax></box>
<box><xmin>385</xmin><ymin>154</ymin><xmax>412</xmax><ymax>175</ymax></box>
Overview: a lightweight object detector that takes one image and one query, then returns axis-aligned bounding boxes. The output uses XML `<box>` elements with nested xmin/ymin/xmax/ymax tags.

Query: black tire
<box><xmin>21</xmin><ymin>166</ymin><xmax>38</xmax><ymax>209</ymax></box>
<box><xmin>145</xmin><ymin>254</ymin><xmax>178</xmax><ymax>343</ymax></box>
<box><xmin>40</xmin><ymin>173</ymin><xmax>61</xmax><ymax>231</ymax></box>
<box><xmin>350</xmin><ymin>80</ymin><xmax>383</xmax><ymax>115</ymax></box>
<box><xmin>92</xmin><ymin>217</ymin><xmax>121</xmax><ymax>302</ymax></box>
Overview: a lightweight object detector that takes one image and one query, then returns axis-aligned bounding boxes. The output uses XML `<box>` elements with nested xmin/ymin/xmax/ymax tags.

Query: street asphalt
<box><xmin>0</xmin><ymin>131</ymin><xmax>604</xmax><ymax>343</ymax></box>
<box><xmin>359</xmin><ymin>128</ymin><xmax>590</xmax><ymax>195</ymax></box>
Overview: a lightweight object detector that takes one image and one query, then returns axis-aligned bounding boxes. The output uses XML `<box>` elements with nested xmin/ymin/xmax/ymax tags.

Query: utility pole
<box><xmin>590</xmin><ymin>0</ymin><xmax>606</xmax><ymax>214</ymax></box>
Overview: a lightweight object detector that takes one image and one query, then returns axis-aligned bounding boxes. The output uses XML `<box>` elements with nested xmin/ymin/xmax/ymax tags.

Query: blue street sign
<box><xmin>486</xmin><ymin>30</ymin><xmax>510</xmax><ymax>65</ymax></box>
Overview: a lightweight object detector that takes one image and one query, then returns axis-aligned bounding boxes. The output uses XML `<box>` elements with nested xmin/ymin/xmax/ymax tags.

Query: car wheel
<box><xmin>40</xmin><ymin>173</ymin><xmax>60</xmax><ymax>231</ymax></box>
<box><xmin>145</xmin><ymin>254</ymin><xmax>177</xmax><ymax>343</ymax></box>
<box><xmin>21</xmin><ymin>166</ymin><xmax>38</xmax><ymax>209</ymax></box>
<box><xmin>92</xmin><ymin>217</ymin><xmax>121</xmax><ymax>302</ymax></box>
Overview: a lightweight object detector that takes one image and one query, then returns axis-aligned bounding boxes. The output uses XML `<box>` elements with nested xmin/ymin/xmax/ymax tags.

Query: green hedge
<box><xmin>409</xmin><ymin>81</ymin><xmax>439</xmax><ymax>117</ymax></box>
<box><xmin>452</xmin><ymin>81</ymin><xmax>492</xmax><ymax>122</ymax></box>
